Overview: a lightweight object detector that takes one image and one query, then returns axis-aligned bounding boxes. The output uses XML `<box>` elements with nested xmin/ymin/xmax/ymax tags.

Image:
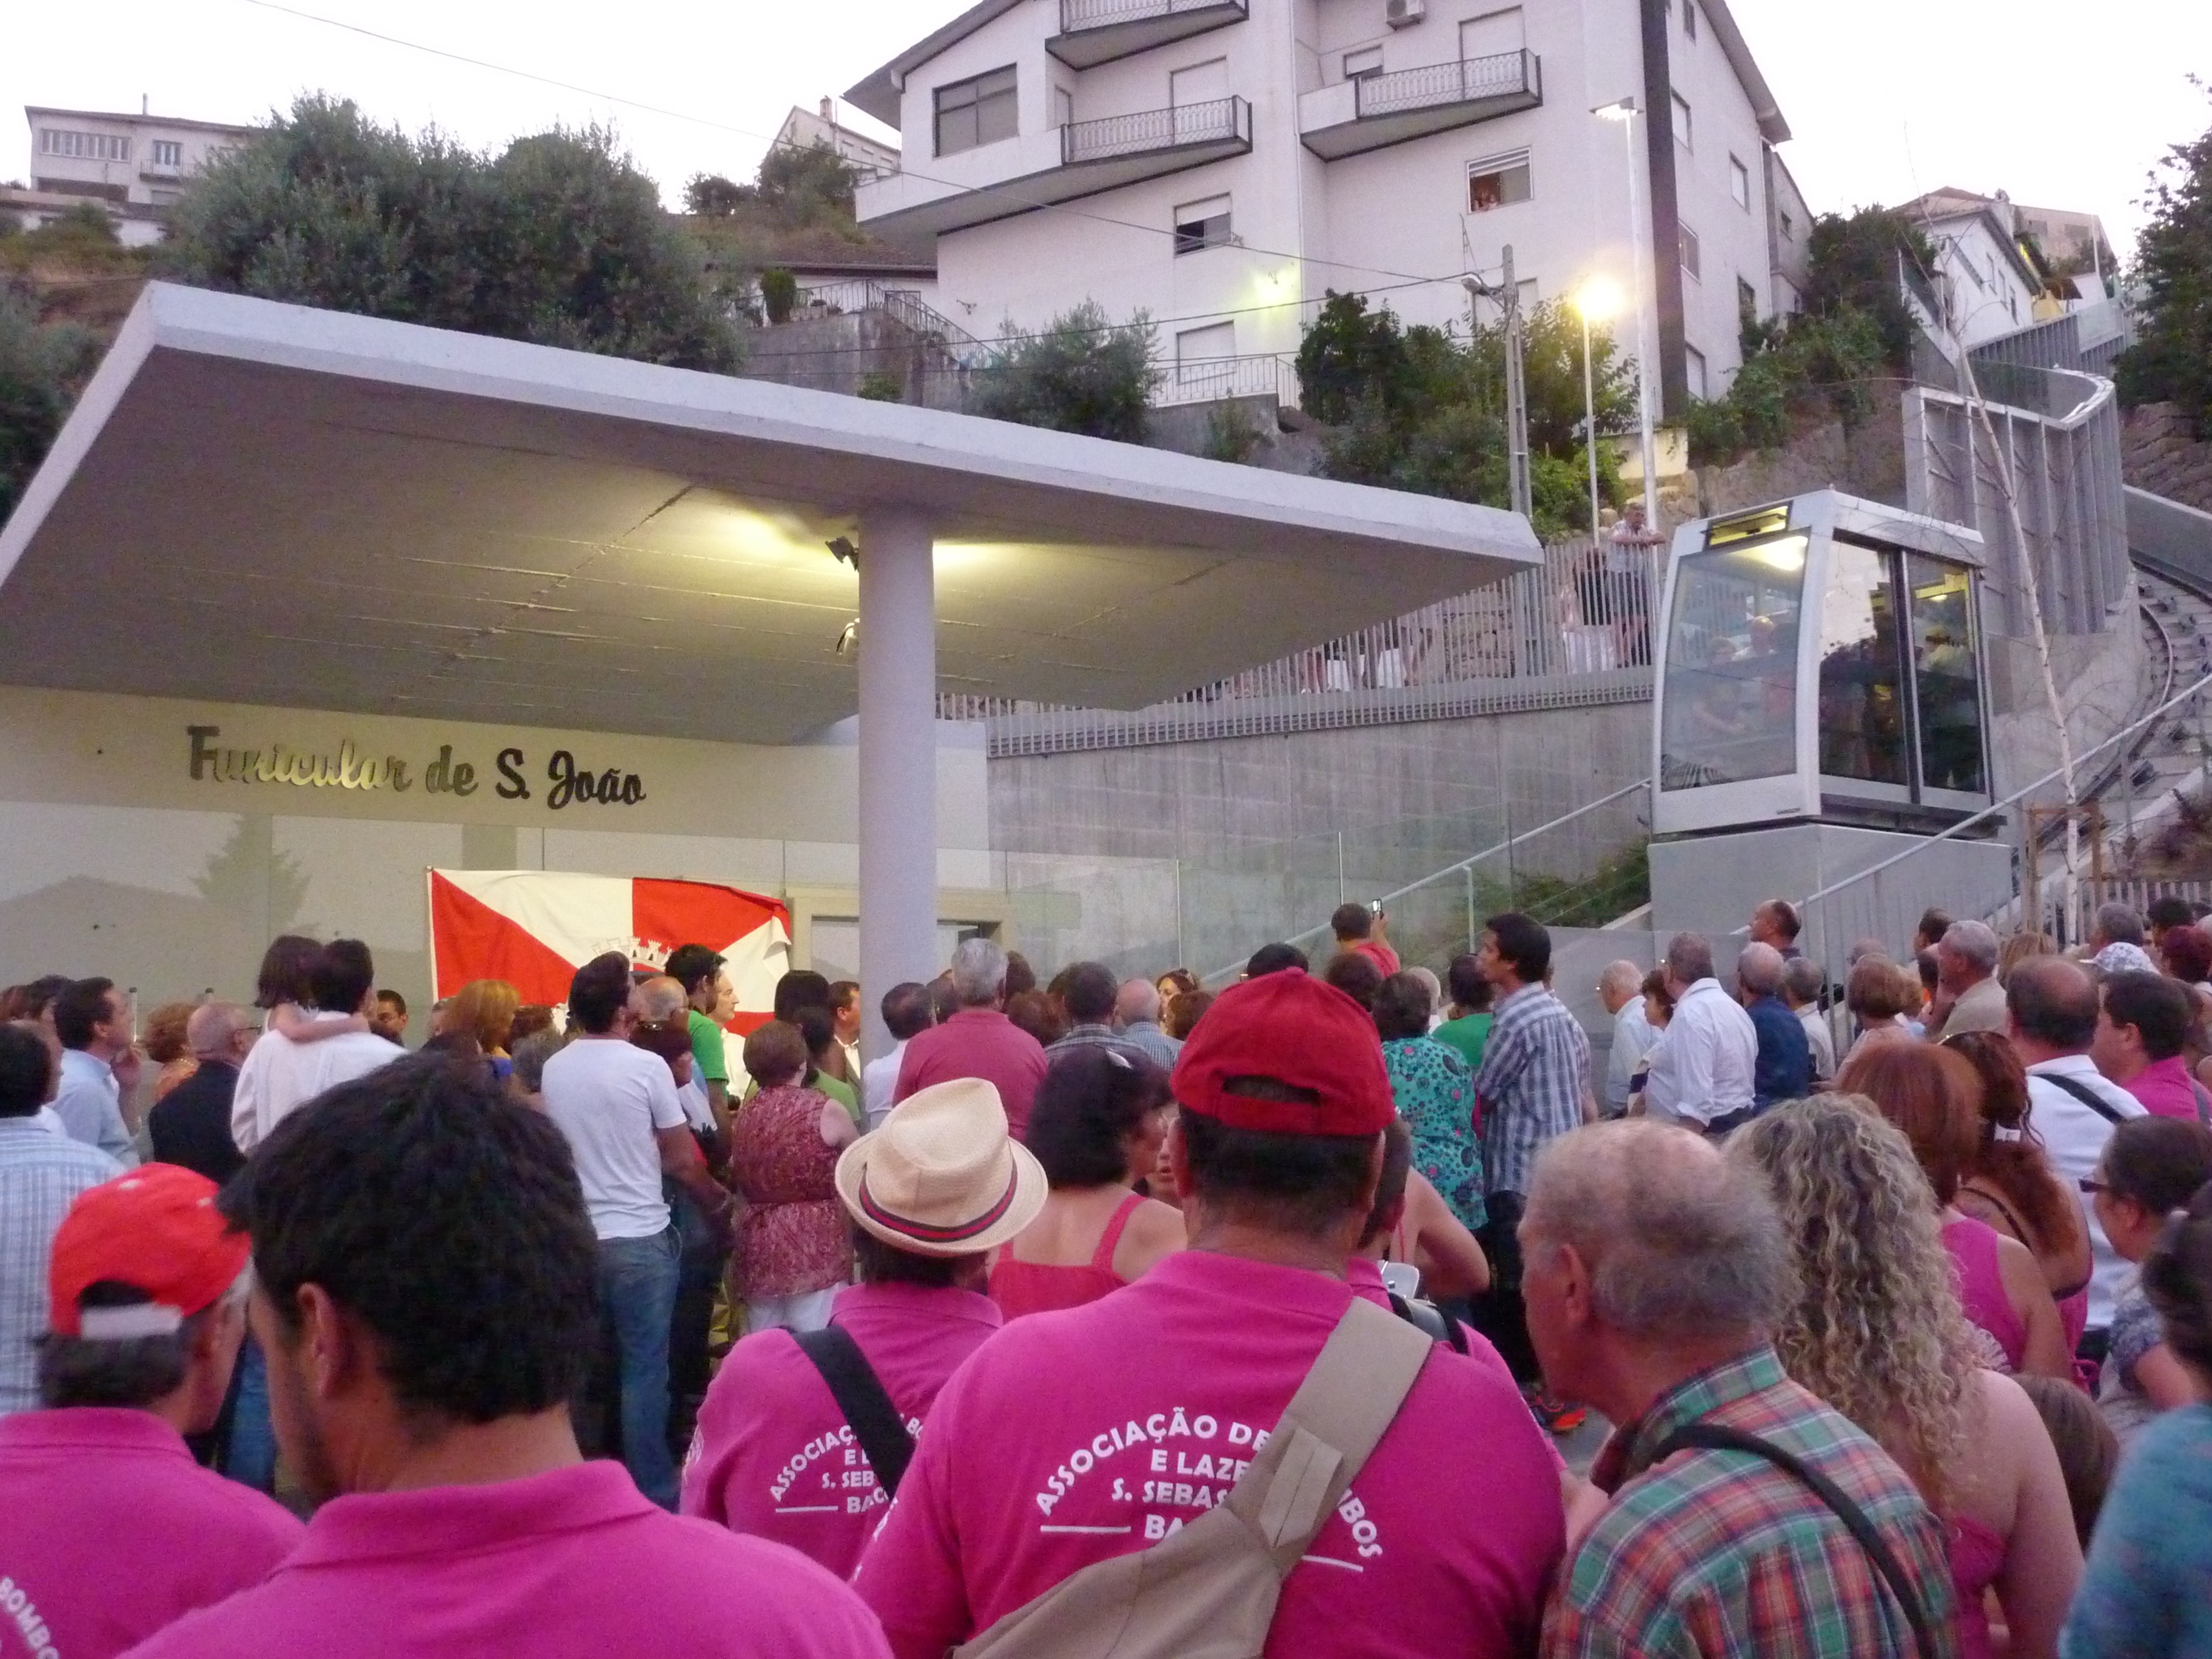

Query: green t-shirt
<box><xmin>1433</xmin><ymin>1012</ymin><xmax>1493</xmax><ymax>1074</ymax></box>
<box><xmin>686</xmin><ymin>1009</ymin><xmax>729</xmax><ymax>1084</ymax></box>
<box><xmin>817</xmin><ymin>1070</ymin><xmax>861</xmax><ymax>1125</ymax></box>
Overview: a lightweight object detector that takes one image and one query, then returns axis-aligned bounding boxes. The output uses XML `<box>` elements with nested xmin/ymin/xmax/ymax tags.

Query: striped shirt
<box><xmin>1541</xmin><ymin>1346</ymin><xmax>1958</xmax><ymax>1659</ymax></box>
<box><xmin>0</xmin><ymin>1119</ymin><xmax>124</xmax><ymax>1415</ymax></box>
<box><xmin>1473</xmin><ymin>982</ymin><xmax>1590</xmax><ymax>1198</ymax></box>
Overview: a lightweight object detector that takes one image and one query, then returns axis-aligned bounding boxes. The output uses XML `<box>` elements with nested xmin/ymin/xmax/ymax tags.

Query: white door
<box><xmin>1170</xmin><ymin>58</ymin><xmax>1231</xmax><ymax>141</ymax></box>
<box><xmin>1460</xmin><ymin>6</ymin><xmax>1525</xmax><ymax>61</ymax></box>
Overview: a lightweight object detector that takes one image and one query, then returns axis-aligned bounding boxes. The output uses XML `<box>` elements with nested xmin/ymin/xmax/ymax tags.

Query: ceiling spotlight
<box><xmin>826</xmin><ymin>536</ymin><xmax>859</xmax><ymax>571</ymax></box>
<box><xmin>834</xmin><ymin>619</ymin><xmax>859</xmax><ymax>657</ymax></box>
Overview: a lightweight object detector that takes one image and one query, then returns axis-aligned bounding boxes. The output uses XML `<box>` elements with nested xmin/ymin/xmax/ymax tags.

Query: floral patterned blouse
<box><xmin>1383</xmin><ymin>1035</ymin><xmax>1486</xmax><ymax>1233</ymax></box>
<box><xmin>730</xmin><ymin>1084</ymin><xmax>851</xmax><ymax>1299</ymax></box>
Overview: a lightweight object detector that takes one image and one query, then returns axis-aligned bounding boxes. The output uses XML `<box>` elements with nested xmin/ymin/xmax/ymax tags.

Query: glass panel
<box><xmin>1908</xmin><ymin>554</ymin><xmax>1986</xmax><ymax>794</ymax></box>
<box><xmin>1659</xmin><ymin>535</ymin><xmax>1805</xmax><ymax>789</ymax></box>
<box><xmin>1816</xmin><ymin>541</ymin><xmax>1908</xmax><ymax>786</ymax></box>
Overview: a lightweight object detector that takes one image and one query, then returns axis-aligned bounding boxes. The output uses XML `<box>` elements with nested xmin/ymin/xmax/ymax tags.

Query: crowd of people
<box><xmin>3</xmin><ymin>888</ymin><xmax>2212</xmax><ymax>1656</ymax></box>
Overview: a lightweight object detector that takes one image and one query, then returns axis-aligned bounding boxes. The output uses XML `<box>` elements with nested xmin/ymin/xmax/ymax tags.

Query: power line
<box><xmin>234</xmin><ymin>0</ymin><xmax>1473</xmax><ymax>299</ymax></box>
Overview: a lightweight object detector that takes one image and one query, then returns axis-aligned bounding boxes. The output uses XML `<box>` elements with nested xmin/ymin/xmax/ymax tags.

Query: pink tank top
<box><xmin>1946</xmin><ymin>1512</ymin><xmax>2005</xmax><ymax>1659</ymax></box>
<box><xmin>988</xmin><ymin>1190</ymin><xmax>1145</xmax><ymax>1321</ymax></box>
<box><xmin>1944</xmin><ymin>1216</ymin><xmax>2026</xmax><ymax>1372</ymax></box>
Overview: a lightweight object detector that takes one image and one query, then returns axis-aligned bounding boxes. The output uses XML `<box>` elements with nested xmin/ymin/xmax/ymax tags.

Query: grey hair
<box><xmin>1600</xmin><ymin>959</ymin><xmax>1645</xmax><ymax>998</ymax></box>
<box><xmin>509</xmin><ymin>1027</ymin><xmax>569</xmax><ymax>1094</ymax></box>
<box><xmin>1665</xmin><ymin>931</ymin><xmax>1716</xmax><ymax>985</ymax></box>
<box><xmin>1524</xmin><ymin>1120</ymin><xmax>1795</xmax><ymax>1342</ymax></box>
<box><xmin>1939</xmin><ymin>920</ymin><xmax>1999</xmax><ymax>974</ymax></box>
<box><xmin>1737</xmin><ymin>943</ymin><xmax>1786</xmax><ymax>997</ymax></box>
<box><xmin>184</xmin><ymin>1000</ymin><xmax>247</xmax><ymax>1060</ymax></box>
<box><xmin>1782</xmin><ymin>956</ymin><xmax>1825</xmax><ymax>1003</ymax></box>
<box><xmin>630</xmin><ymin>975</ymin><xmax>688</xmax><ymax>1023</ymax></box>
<box><xmin>1847</xmin><ymin>937</ymin><xmax>1888</xmax><ymax>968</ymax></box>
<box><xmin>1405</xmin><ymin>965</ymin><xmax>1444</xmax><ymax>1010</ymax></box>
<box><xmin>950</xmin><ymin>937</ymin><xmax>1008</xmax><ymax>1006</ymax></box>
<box><xmin>1115</xmin><ymin>978</ymin><xmax>1162</xmax><ymax>1024</ymax></box>
<box><xmin>2094</xmin><ymin>902</ymin><xmax>2144</xmax><ymax>947</ymax></box>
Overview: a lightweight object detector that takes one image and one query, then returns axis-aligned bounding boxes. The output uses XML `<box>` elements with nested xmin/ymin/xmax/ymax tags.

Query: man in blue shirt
<box><xmin>1736</xmin><ymin>943</ymin><xmax>1811</xmax><ymax>1119</ymax></box>
<box><xmin>49</xmin><ymin>977</ymin><xmax>138</xmax><ymax>1165</ymax></box>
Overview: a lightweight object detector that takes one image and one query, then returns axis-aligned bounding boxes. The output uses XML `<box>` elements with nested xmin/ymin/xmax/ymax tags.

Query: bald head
<box><xmin>1115</xmin><ymin>978</ymin><xmax>1162</xmax><ymax>1026</ymax></box>
<box><xmin>2007</xmin><ymin>954</ymin><xmax>2099</xmax><ymax>1055</ymax></box>
<box><xmin>1736</xmin><ymin>943</ymin><xmax>1786</xmax><ymax>999</ymax></box>
<box><xmin>631</xmin><ymin>974</ymin><xmax>688</xmax><ymax>1024</ymax></box>
<box><xmin>1523</xmin><ymin>1119</ymin><xmax>1792</xmax><ymax>1344</ymax></box>
<box><xmin>185</xmin><ymin>1001</ymin><xmax>249</xmax><ymax>1062</ymax></box>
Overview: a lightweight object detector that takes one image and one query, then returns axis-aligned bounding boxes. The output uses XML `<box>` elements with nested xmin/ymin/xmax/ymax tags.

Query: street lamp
<box><xmin>1593</xmin><ymin>97</ymin><xmax>1658</xmax><ymax>531</ymax></box>
<box><xmin>1572</xmin><ymin>280</ymin><xmax>1623</xmax><ymax>555</ymax></box>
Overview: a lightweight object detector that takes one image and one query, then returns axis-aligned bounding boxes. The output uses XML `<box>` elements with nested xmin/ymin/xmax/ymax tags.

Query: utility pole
<box><xmin>1464</xmin><ymin>246</ymin><xmax>1532</xmax><ymax>521</ymax></box>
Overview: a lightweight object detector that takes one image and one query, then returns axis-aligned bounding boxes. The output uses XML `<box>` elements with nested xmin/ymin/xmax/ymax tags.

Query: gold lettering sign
<box><xmin>187</xmin><ymin>726</ymin><xmax>406</xmax><ymax>792</ymax></box>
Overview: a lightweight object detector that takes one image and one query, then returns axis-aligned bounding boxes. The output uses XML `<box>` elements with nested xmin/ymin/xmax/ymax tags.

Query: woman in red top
<box><xmin>731</xmin><ymin>1020</ymin><xmax>856</xmax><ymax>1335</ymax></box>
<box><xmin>988</xmin><ymin>1047</ymin><xmax>1184</xmax><ymax>1318</ymax></box>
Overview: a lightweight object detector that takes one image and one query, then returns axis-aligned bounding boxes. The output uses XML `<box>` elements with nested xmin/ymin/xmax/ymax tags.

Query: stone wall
<box><xmin>2123</xmin><ymin>401</ymin><xmax>2212</xmax><ymax>514</ymax></box>
<box><xmin>1692</xmin><ymin>391</ymin><xmax>1912</xmax><ymax>519</ymax></box>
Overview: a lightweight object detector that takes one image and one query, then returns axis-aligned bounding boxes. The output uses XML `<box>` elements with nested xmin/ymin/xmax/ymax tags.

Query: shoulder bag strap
<box><xmin>2037</xmin><ymin>1069</ymin><xmax>2128</xmax><ymax>1125</ymax></box>
<box><xmin>1229</xmin><ymin>1296</ymin><xmax>1433</xmax><ymax>1561</ymax></box>
<box><xmin>1653</xmin><ymin>1422</ymin><xmax>1935</xmax><ymax>1659</ymax></box>
<box><xmin>793</xmin><ymin>1326</ymin><xmax>916</xmax><ymax>1498</ymax></box>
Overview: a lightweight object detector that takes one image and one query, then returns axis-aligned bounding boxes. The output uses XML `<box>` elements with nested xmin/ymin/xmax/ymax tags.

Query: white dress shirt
<box><xmin>1603</xmin><ymin>1000</ymin><xmax>1658</xmax><ymax>1116</ymax></box>
<box><xmin>1641</xmin><ymin>978</ymin><xmax>1758</xmax><ymax>1129</ymax></box>
<box><xmin>1797</xmin><ymin>1004</ymin><xmax>1837</xmax><ymax>1084</ymax></box>
<box><xmin>2024</xmin><ymin>1052</ymin><xmax>2145</xmax><ymax>1329</ymax></box>
<box><xmin>862</xmin><ymin>1041</ymin><xmax>907</xmax><ymax>1132</ymax></box>
<box><xmin>231</xmin><ymin>1013</ymin><xmax>403</xmax><ymax>1154</ymax></box>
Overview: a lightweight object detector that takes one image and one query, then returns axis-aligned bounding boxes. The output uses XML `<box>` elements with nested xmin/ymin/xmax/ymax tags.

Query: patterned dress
<box><xmin>1383</xmin><ymin>1035</ymin><xmax>1486</xmax><ymax>1232</ymax></box>
<box><xmin>729</xmin><ymin>1084</ymin><xmax>850</xmax><ymax>1299</ymax></box>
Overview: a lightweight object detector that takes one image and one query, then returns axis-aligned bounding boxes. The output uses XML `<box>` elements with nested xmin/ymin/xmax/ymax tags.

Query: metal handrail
<box><xmin>1354</xmin><ymin>50</ymin><xmax>1537</xmax><ymax>119</ymax></box>
<box><xmin>1062</xmin><ymin>0</ymin><xmax>1244</xmax><ymax>28</ymax></box>
<box><xmin>1064</xmin><ymin>96</ymin><xmax>1250</xmax><ymax>165</ymax></box>
<box><xmin>792</xmin><ymin>278</ymin><xmax>984</xmax><ymax>363</ymax></box>
<box><xmin>1196</xmin><ymin>777</ymin><xmax>1653</xmax><ymax>985</ymax></box>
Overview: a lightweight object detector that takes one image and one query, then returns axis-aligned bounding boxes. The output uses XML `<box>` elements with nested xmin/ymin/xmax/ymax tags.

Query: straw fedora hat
<box><xmin>834</xmin><ymin>1078</ymin><xmax>1047</xmax><ymax>1256</ymax></box>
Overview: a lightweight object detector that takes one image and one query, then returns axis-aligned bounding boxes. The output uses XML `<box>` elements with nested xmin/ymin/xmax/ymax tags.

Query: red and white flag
<box><xmin>426</xmin><ymin>869</ymin><xmax>790</xmax><ymax>1033</ymax></box>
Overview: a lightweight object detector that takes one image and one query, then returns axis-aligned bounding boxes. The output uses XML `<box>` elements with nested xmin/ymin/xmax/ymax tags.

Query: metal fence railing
<box><xmin>1355</xmin><ymin>50</ymin><xmax>1539</xmax><ymax>119</ymax></box>
<box><xmin>1155</xmin><ymin>353</ymin><xmax>1296</xmax><ymax>406</ymax></box>
<box><xmin>1061</xmin><ymin>0</ymin><xmax>1245</xmax><ymax>28</ymax></box>
<box><xmin>940</xmin><ymin>531</ymin><xmax>1665</xmax><ymax>755</ymax></box>
<box><xmin>793</xmin><ymin>279</ymin><xmax>985</xmax><ymax>364</ymax></box>
<box><xmin>1064</xmin><ymin>96</ymin><xmax>1251</xmax><ymax>165</ymax></box>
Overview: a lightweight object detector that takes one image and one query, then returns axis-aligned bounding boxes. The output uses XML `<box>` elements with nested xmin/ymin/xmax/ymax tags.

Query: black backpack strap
<box><xmin>1654</xmin><ymin>1422</ymin><xmax>1935</xmax><ymax>1659</ymax></box>
<box><xmin>793</xmin><ymin>1326</ymin><xmax>916</xmax><ymax>1498</ymax></box>
<box><xmin>2038</xmin><ymin>1070</ymin><xmax>2128</xmax><ymax>1125</ymax></box>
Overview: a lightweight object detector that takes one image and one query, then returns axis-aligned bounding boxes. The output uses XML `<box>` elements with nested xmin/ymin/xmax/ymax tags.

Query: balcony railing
<box><xmin>1064</xmin><ymin>96</ymin><xmax>1251</xmax><ymax>166</ymax></box>
<box><xmin>1050</xmin><ymin>0</ymin><xmax>1248</xmax><ymax>67</ymax></box>
<box><xmin>1063</xmin><ymin>0</ymin><xmax>1236</xmax><ymax>27</ymax></box>
<box><xmin>1354</xmin><ymin>50</ymin><xmax>1539</xmax><ymax>119</ymax></box>
<box><xmin>1155</xmin><ymin>353</ymin><xmax>1295</xmax><ymax>407</ymax></box>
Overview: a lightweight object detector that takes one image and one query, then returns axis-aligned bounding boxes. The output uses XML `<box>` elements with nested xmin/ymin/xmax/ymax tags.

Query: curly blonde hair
<box><xmin>1728</xmin><ymin>1095</ymin><xmax>1978</xmax><ymax>1512</ymax></box>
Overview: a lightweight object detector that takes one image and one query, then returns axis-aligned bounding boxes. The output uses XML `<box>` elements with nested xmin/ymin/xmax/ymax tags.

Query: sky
<box><xmin>5</xmin><ymin>0</ymin><xmax>2208</xmax><ymax>256</ymax></box>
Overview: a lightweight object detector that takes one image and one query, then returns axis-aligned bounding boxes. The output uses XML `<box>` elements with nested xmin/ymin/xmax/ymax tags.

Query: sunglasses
<box><xmin>2079</xmin><ymin>1177</ymin><xmax>2112</xmax><ymax>1196</ymax></box>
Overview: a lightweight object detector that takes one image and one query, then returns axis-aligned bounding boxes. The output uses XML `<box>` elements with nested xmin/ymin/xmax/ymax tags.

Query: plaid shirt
<box><xmin>1473</xmin><ymin>982</ymin><xmax>1590</xmax><ymax>1197</ymax></box>
<box><xmin>0</xmin><ymin>1119</ymin><xmax>123</xmax><ymax>1415</ymax></box>
<box><xmin>1541</xmin><ymin>1346</ymin><xmax>1958</xmax><ymax>1659</ymax></box>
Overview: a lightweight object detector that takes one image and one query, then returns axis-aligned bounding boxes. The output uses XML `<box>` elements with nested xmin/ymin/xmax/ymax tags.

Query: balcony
<box><xmin>1047</xmin><ymin>0</ymin><xmax>1248</xmax><ymax>70</ymax></box>
<box><xmin>1298</xmin><ymin>50</ymin><xmax>1541</xmax><ymax>161</ymax></box>
<box><xmin>856</xmin><ymin>96</ymin><xmax>1252</xmax><ymax>237</ymax></box>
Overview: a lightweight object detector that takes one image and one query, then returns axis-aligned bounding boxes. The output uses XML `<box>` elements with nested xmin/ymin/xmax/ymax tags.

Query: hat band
<box><xmin>78</xmin><ymin>1303</ymin><xmax>185</xmax><ymax>1341</ymax></box>
<box><xmin>858</xmin><ymin>1158</ymin><xmax>1021</xmax><ymax>1246</ymax></box>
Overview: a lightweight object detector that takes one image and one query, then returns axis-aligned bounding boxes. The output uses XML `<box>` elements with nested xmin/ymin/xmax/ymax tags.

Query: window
<box><xmin>1738</xmin><ymin>276</ymin><xmax>1758</xmax><ymax>321</ymax></box>
<box><xmin>1343</xmin><ymin>45</ymin><xmax>1383</xmax><ymax>78</ymax></box>
<box><xmin>1908</xmin><ymin>553</ymin><xmax>1986</xmax><ymax>794</ymax></box>
<box><xmin>150</xmin><ymin>139</ymin><xmax>183</xmax><ymax>168</ymax></box>
<box><xmin>1660</xmin><ymin>535</ymin><xmax>1805</xmax><ymax>789</ymax></box>
<box><xmin>1460</xmin><ymin>7</ymin><xmax>1525</xmax><ymax>58</ymax></box>
<box><xmin>1679</xmin><ymin>222</ymin><xmax>1701</xmax><ymax>280</ymax></box>
<box><xmin>1468</xmin><ymin>151</ymin><xmax>1531</xmax><ymax>212</ymax></box>
<box><xmin>1686</xmin><ymin>343</ymin><xmax>1708</xmax><ymax>398</ymax></box>
<box><xmin>38</xmin><ymin>128</ymin><xmax>130</xmax><ymax>162</ymax></box>
<box><xmin>1729</xmin><ymin>156</ymin><xmax>1750</xmax><ymax>210</ymax></box>
<box><xmin>1174</xmin><ymin>194</ymin><xmax>1232</xmax><ymax>254</ymax></box>
<box><xmin>1779</xmin><ymin>210</ymin><xmax>1794</xmax><ymax>241</ymax></box>
<box><xmin>934</xmin><ymin>67</ymin><xmax>1017</xmax><ymax>157</ymax></box>
<box><xmin>1683</xmin><ymin>0</ymin><xmax>1697</xmax><ymax>37</ymax></box>
<box><xmin>1175</xmin><ymin>321</ymin><xmax>1236</xmax><ymax>390</ymax></box>
<box><xmin>1671</xmin><ymin>92</ymin><xmax>1692</xmax><ymax>149</ymax></box>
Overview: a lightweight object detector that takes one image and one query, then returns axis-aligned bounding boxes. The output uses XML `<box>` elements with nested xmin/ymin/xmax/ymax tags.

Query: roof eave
<box><xmin>1696</xmin><ymin>0</ymin><xmax>1790</xmax><ymax>144</ymax></box>
<box><xmin>843</xmin><ymin>0</ymin><xmax>1029</xmax><ymax>131</ymax></box>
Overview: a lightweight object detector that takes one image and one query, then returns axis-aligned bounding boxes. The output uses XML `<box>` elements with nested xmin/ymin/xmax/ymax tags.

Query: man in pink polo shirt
<box><xmin>854</xmin><ymin>971</ymin><xmax>1565</xmax><ymax>1658</ymax></box>
<box><xmin>894</xmin><ymin>938</ymin><xmax>1047</xmax><ymax>1137</ymax></box>
<box><xmin>123</xmin><ymin>1055</ymin><xmax>890</xmax><ymax>1659</ymax></box>
<box><xmin>0</xmin><ymin>1164</ymin><xmax>302</xmax><ymax>1659</ymax></box>
<box><xmin>683</xmin><ymin>1074</ymin><xmax>1045</xmax><ymax>1572</ymax></box>
<box><xmin>2091</xmin><ymin>970</ymin><xmax>2209</xmax><ymax>1121</ymax></box>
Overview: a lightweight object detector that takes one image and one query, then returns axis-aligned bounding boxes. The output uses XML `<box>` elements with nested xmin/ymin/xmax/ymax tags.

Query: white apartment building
<box><xmin>773</xmin><ymin>98</ymin><xmax>903</xmax><ymax>181</ymax></box>
<box><xmin>25</xmin><ymin>105</ymin><xmax>255</xmax><ymax>245</ymax></box>
<box><xmin>1899</xmin><ymin>190</ymin><xmax>2049</xmax><ymax>353</ymax></box>
<box><xmin>846</xmin><ymin>0</ymin><xmax>1792</xmax><ymax>412</ymax></box>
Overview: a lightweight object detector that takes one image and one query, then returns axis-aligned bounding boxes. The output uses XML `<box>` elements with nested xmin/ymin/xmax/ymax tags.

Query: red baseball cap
<box><xmin>49</xmin><ymin>1165</ymin><xmax>249</xmax><ymax>1340</ymax></box>
<box><xmin>1170</xmin><ymin>970</ymin><xmax>1395</xmax><ymax>1137</ymax></box>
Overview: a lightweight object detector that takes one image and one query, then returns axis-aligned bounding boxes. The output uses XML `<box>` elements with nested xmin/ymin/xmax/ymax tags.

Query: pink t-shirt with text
<box><xmin>121</xmin><ymin>1460</ymin><xmax>891</xmax><ymax>1659</ymax></box>
<box><xmin>0</xmin><ymin>1409</ymin><xmax>303</xmax><ymax>1659</ymax></box>
<box><xmin>682</xmin><ymin>1280</ymin><xmax>1004</xmax><ymax>1575</ymax></box>
<box><xmin>853</xmin><ymin>1250</ymin><xmax>1564</xmax><ymax>1659</ymax></box>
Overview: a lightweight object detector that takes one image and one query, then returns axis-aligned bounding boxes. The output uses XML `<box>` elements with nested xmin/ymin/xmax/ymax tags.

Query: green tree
<box><xmin>2117</xmin><ymin>93</ymin><xmax>2212</xmax><ymax>436</ymax></box>
<box><xmin>166</xmin><ymin>95</ymin><xmax>742</xmax><ymax>371</ymax></box>
<box><xmin>971</xmin><ymin>301</ymin><xmax>1158</xmax><ymax>441</ymax></box>
<box><xmin>1800</xmin><ymin>206</ymin><xmax>1937</xmax><ymax>374</ymax></box>
<box><xmin>684</xmin><ymin>173</ymin><xmax>751</xmax><ymax>216</ymax></box>
<box><xmin>0</xmin><ymin>277</ymin><xmax>102</xmax><ymax>524</ymax></box>
<box><xmin>756</xmin><ymin>142</ymin><xmax>859</xmax><ymax>223</ymax></box>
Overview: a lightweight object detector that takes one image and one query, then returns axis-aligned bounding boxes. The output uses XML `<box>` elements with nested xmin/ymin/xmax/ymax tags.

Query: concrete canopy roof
<box><xmin>0</xmin><ymin>284</ymin><xmax>1539</xmax><ymax>746</ymax></box>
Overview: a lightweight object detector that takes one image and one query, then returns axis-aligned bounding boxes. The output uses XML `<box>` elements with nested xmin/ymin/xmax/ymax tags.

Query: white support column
<box><xmin>857</xmin><ymin>506</ymin><xmax>938</xmax><ymax>1062</ymax></box>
